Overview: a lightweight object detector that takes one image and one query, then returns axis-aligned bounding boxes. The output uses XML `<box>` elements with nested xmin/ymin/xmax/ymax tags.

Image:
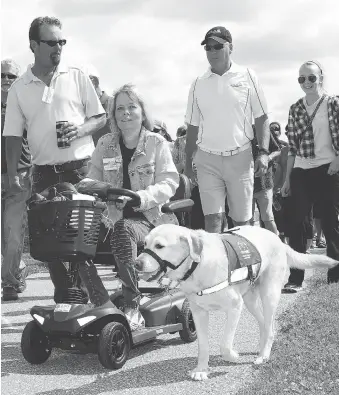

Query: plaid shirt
<box><xmin>287</xmin><ymin>95</ymin><xmax>339</xmax><ymax>158</ymax></box>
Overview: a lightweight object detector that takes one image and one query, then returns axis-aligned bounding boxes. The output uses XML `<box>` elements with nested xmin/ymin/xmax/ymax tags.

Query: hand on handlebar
<box><xmin>115</xmin><ymin>196</ymin><xmax>132</xmax><ymax>210</ymax></box>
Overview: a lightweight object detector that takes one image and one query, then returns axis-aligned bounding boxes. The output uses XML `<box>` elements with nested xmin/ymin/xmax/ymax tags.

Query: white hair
<box><xmin>1</xmin><ymin>59</ymin><xmax>21</xmax><ymax>76</ymax></box>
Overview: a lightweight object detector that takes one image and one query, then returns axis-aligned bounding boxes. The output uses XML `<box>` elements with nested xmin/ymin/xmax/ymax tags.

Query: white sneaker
<box><xmin>124</xmin><ymin>307</ymin><xmax>145</xmax><ymax>331</ymax></box>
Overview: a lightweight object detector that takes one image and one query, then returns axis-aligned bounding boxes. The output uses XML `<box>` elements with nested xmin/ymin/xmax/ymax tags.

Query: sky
<box><xmin>1</xmin><ymin>0</ymin><xmax>339</xmax><ymax>138</ymax></box>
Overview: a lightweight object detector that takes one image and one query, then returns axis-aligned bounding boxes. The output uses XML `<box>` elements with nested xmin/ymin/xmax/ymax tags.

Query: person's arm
<box><xmin>5</xmin><ymin>137</ymin><xmax>24</xmax><ymax>192</ymax></box>
<box><xmin>64</xmin><ymin>71</ymin><xmax>107</xmax><ymax>141</ymax></box>
<box><xmin>254</xmin><ymin>114</ymin><xmax>270</xmax><ymax>152</ymax></box>
<box><xmin>184</xmin><ymin>79</ymin><xmax>200</xmax><ymax>178</ymax></box>
<box><xmin>284</xmin><ymin>154</ymin><xmax>296</xmax><ymax>182</ymax></box>
<box><xmin>248</xmin><ymin>69</ymin><xmax>270</xmax><ymax>176</ymax></box>
<box><xmin>64</xmin><ymin>113</ymin><xmax>106</xmax><ymax>142</ymax></box>
<box><xmin>99</xmin><ymin>92</ymin><xmax>111</xmax><ymax>111</ymax></box>
<box><xmin>185</xmin><ymin>125</ymin><xmax>199</xmax><ymax>176</ymax></box>
<box><xmin>253</xmin><ymin>114</ymin><xmax>270</xmax><ymax>176</ymax></box>
<box><xmin>77</xmin><ymin>113</ymin><xmax>106</xmax><ymax>138</ymax></box>
<box><xmin>3</xmin><ymin>85</ymin><xmax>26</xmax><ymax>191</ymax></box>
<box><xmin>172</xmin><ymin>138</ymin><xmax>185</xmax><ymax>173</ymax></box>
<box><xmin>135</xmin><ymin>139</ymin><xmax>179</xmax><ymax>211</ymax></box>
<box><xmin>269</xmin><ymin>150</ymin><xmax>281</xmax><ymax>162</ymax></box>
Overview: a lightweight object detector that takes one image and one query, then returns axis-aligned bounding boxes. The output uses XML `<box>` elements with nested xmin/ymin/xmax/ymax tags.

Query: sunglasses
<box><xmin>270</xmin><ymin>126</ymin><xmax>280</xmax><ymax>132</ymax></box>
<box><xmin>38</xmin><ymin>39</ymin><xmax>67</xmax><ymax>47</ymax></box>
<box><xmin>204</xmin><ymin>43</ymin><xmax>225</xmax><ymax>52</ymax></box>
<box><xmin>1</xmin><ymin>73</ymin><xmax>17</xmax><ymax>80</ymax></box>
<box><xmin>298</xmin><ymin>75</ymin><xmax>317</xmax><ymax>84</ymax></box>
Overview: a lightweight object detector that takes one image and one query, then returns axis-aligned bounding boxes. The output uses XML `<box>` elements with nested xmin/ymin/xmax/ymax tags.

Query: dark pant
<box><xmin>190</xmin><ymin>186</ymin><xmax>205</xmax><ymax>230</ymax></box>
<box><xmin>32</xmin><ymin>163</ymin><xmax>96</xmax><ymax>303</ymax></box>
<box><xmin>288</xmin><ymin>164</ymin><xmax>339</xmax><ymax>285</ymax></box>
<box><xmin>110</xmin><ymin>217</ymin><xmax>154</xmax><ymax>308</ymax></box>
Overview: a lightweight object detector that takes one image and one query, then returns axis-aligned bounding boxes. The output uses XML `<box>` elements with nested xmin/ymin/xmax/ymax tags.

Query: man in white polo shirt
<box><xmin>185</xmin><ymin>26</ymin><xmax>270</xmax><ymax>233</ymax></box>
<box><xmin>3</xmin><ymin>16</ymin><xmax>106</xmax><ymax>303</ymax></box>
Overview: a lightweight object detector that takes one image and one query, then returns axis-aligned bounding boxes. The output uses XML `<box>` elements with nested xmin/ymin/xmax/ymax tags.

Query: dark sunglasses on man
<box><xmin>298</xmin><ymin>75</ymin><xmax>317</xmax><ymax>84</ymax></box>
<box><xmin>270</xmin><ymin>125</ymin><xmax>280</xmax><ymax>132</ymax></box>
<box><xmin>38</xmin><ymin>39</ymin><xmax>67</xmax><ymax>47</ymax></box>
<box><xmin>204</xmin><ymin>43</ymin><xmax>225</xmax><ymax>52</ymax></box>
<box><xmin>1</xmin><ymin>73</ymin><xmax>17</xmax><ymax>80</ymax></box>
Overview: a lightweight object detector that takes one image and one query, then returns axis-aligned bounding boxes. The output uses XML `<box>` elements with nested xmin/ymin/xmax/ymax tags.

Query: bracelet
<box><xmin>258</xmin><ymin>148</ymin><xmax>270</xmax><ymax>156</ymax></box>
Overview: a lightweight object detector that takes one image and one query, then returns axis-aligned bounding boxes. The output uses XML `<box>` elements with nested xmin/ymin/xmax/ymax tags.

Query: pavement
<box><xmin>1</xmin><ymin>255</ymin><xmax>321</xmax><ymax>395</ymax></box>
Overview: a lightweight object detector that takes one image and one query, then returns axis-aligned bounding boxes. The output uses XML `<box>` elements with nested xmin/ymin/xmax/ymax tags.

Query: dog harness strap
<box><xmin>196</xmin><ymin>279</ymin><xmax>229</xmax><ymax>296</ymax></box>
<box><xmin>142</xmin><ymin>248</ymin><xmax>176</xmax><ymax>272</ymax></box>
<box><xmin>181</xmin><ymin>261</ymin><xmax>199</xmax><ymax>281</ymax></box>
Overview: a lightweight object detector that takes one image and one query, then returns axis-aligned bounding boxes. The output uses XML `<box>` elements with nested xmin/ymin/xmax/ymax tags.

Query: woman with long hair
<box><xmin>77</xmin><ymin>84</ymin><xmax>179</xmax><ymax>329</ymax></box>
<box><xmin>281</xmin><ymin>61</ymin><xmax>339</xmax><ymax>292</ymax></box>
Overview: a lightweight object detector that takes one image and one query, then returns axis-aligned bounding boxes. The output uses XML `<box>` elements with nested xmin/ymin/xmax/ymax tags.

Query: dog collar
<box><xmin>181</xmin><ymin>261</ymin><xmax>199</xmax><ymax>281</ymax></box>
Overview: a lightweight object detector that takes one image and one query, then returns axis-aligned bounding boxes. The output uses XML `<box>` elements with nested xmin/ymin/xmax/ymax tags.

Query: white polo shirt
<box><xmin>185</xmin><ymin>62</ymin><xmax>268</xmax><ymax>154</ymax></box>
<box><xmin>3</xmin><ymin>63</ymin><xmax>105</xmax><ymax>165</ymax></box>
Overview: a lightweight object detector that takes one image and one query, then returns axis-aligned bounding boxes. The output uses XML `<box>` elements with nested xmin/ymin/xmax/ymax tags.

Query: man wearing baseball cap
<box><xmin>185</xmin><ymin>26</ymin><xmax>270</xmax><ymax>233</ymax></box>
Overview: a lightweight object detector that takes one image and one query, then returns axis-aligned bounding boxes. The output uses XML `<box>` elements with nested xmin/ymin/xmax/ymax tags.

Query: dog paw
<box><xmin>253</xmin><ymin>356</ymin><xmax>268</xmax><ymax>365</ymax></box>
<box><xmin>189</xmin><ymin>369</ymin><xmax>209</xmax><ymax>381</ymax></box>
<box><xmin>221</xmin><ymin>349</ymin><xmax>239</xmax><ymax>362</ymax></box>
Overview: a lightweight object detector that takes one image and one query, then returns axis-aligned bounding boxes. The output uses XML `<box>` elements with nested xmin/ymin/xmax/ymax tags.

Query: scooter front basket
<box><xmin>28</xmin><ymin>200</ymin><xmax>106</xmax><ymax>262</ymax></box>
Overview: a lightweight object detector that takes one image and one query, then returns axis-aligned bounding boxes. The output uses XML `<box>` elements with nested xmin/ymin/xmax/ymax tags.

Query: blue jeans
<box><xmin>1</xmin><ymin>168</ymin><xmax>32</xmax><ymax>289</ymax></box>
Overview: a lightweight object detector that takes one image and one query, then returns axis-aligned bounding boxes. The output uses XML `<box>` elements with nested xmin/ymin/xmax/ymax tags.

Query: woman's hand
<box><xmin>281</xmin><ymin>179</ymin><xmax>291</xmax><ymax>197</ymax></box>
<box><xmin>254</xmin><ymin>154</ymin><xmax>269</xmax><ymax>177</ymax></box>
<box><xmin>328</xmin><ymin>156</ymin><xmax>339</xmax><ymax>175</ymax></box>
<box><xmin>115</xmin><ymin>196</ymin><xmax>132</xmax><ymax>210</ymax></box>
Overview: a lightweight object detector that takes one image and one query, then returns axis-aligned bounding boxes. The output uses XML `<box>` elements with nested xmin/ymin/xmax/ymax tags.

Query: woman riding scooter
<box><xmin>77</xmin><ymin>83</ymin><xmax>179</xmax><ymax>330</ymax></box>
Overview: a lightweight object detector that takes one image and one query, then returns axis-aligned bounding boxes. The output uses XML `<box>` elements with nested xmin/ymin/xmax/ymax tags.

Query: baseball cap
<box><xmin>201</xmin><ymin>26</ymin><xmax>232</xmax><ymax>45</ymax></box>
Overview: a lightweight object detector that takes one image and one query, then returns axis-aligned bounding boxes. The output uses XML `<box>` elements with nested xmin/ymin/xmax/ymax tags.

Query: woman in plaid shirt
<box><xmin>281</xmin><ymin>60</ymin><xmax>339</xmax><ymax>292</ymax></box>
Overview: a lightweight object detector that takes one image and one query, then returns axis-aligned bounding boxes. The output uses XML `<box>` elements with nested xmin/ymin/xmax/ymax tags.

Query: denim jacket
<box><xmin>88</xmin><ymin>128</ymin><xmax>179</xmax><ymax>228</ymax></box>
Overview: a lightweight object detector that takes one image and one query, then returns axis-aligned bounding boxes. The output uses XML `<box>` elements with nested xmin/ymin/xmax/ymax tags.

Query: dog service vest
<box><xmin>220</xmin><ymin>231</ymin><xmax>262</xmax><ymax>285</ymax></box>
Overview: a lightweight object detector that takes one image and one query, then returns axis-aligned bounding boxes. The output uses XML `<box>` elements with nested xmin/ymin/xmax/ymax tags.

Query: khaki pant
<box><xmin>1</xmin><ymin>169</ymin><xmax>32</xmax><ymax>288</ymax></box>
<box><xmin>194</xmin><ymin>147</ymin><xmax>254</xmax><ymax>222</ymax></box>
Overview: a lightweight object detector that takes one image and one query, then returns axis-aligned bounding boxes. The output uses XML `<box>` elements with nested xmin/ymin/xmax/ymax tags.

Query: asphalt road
<box><xmin>1</xmin><ymin>261</ymin><xmax>316</xmax><ymax>395</ymax></box>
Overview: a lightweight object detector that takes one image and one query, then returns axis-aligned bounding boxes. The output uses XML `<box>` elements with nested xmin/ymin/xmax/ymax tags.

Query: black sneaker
<box><xmin>2</xmin><ymin>287</ymin><xmax>19</xmax><ymax>301</ymax></box>
<box><xmin>282</xmin><ymin>282</ymin><xmax>303</xmax><ymax>294</ymax></box>
<box><xmin>15</xmin><ymin>266</ymin><xmax>28</xmax><ymax>293</ymax></box>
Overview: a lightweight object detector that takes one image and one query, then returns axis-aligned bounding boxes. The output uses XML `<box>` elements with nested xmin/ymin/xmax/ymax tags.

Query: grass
<box><xmin>237</xmin><ymin>271</ymin><xmax>339</xmax><ymax>395</ymax></box>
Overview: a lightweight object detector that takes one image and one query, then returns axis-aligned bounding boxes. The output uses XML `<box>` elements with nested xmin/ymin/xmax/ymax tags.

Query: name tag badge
<box><xmin>42</xmin><ymin>86</ymin><xmax>55</xmax><ymax>104</ymax></box>
<box><xmin>103</xmin><ymin>157</ymin><xmax>121</xmax><ymax>170</ymax></box>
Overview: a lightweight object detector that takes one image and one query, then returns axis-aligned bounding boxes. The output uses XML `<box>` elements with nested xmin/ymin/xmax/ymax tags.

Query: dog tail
<box><xmin>285</xmin><ymin>244</ymin><xmax>338</xmax><ymax>270</ymax></box>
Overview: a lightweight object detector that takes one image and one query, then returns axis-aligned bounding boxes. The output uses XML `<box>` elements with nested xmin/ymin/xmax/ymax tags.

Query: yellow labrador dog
<box><xmin>135</xmin><ymin>224</ymin><xmax>338</xmax><ymax>381</ymax></box>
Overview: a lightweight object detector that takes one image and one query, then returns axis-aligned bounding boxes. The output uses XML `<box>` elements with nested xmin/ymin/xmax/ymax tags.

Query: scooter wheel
<box><xmin>21</xmin><ymin>321</ymin><xmax>52</xmax><ymax>364</ymax></box>
<box><xmin>98</xmin><ymin>321</ymin><xmax>130</xmax><ymax>369</ymax></box>
<box><xmin>179</xmin><ymin>299</ymin><xmax>197</xmax><ymax>343</ymax></box>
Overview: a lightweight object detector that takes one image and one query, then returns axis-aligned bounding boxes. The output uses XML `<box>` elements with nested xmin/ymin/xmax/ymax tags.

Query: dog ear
<box><xmin>180</xmin><ymin>231</ymin><xmax>203</xmax><ymax>262</ymax></box>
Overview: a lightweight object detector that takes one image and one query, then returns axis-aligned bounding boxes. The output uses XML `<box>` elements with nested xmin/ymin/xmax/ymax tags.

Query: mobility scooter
<box><xmin>21</xmin><ymin>176</ymin><xmax>197</xmax><ymax>370</ymax></box>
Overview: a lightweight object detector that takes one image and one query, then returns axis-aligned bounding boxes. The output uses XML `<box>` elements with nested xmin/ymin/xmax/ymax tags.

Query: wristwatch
<box><xmin>258</xmin><ymin>148</ymin><xmax>270</xmax><ymax>156</ymax></box>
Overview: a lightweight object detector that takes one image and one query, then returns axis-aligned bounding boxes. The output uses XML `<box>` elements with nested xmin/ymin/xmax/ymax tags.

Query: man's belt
<box><xmin>199</xmin><ymin>141</ymin><xmax>252</xmax><ymax>157</ymax></box>
<box><xmin>34</xmin><ymin>158</ymin><xmax>89</xmax><ymax>174</ymax></box>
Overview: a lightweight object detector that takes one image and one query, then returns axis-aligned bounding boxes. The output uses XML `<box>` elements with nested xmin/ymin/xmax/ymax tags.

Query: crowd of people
<box><xmin>1</xmin><ymin>17</ymin><xmax>338</xmax><ymax>330</ymax></box>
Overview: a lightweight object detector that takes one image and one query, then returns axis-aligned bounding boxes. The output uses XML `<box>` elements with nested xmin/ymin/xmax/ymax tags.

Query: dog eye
<box><xmin>155</xmin><ymin>243</ymin><xmax>164</xmax><ymax>249</ymax></box>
